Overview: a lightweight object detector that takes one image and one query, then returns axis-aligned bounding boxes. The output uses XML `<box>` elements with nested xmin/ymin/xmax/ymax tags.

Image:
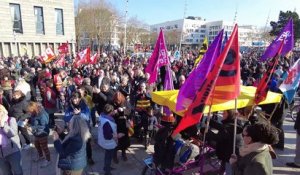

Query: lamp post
<box><xmin>124</xmin><ymin>0</ymin><xmax>128</xmax><ymax>55</ymax></box>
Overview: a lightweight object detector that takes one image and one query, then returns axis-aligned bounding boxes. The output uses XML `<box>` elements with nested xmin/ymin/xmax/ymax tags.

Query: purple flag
<box><xmin>261</xmin><ymin>18</ymin><xmax>294</xmax><ymax>61</ymax></box>
<box><xmin>176</xmin><ymin>29</ymin><xmax>224</xmax><ymax>111</ymax></box>
<box><xmin>163</xmin><ymin>65</ymin><xmax>174</xmax><ymax>116</ymax></box>
<box><xmin>145</xmin><ymin>29</ymin><xmax>169</xmax><ymax>84</ymax></box>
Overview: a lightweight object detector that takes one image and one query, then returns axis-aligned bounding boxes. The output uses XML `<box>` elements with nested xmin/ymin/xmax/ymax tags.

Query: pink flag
<box><xmin>145</xmin><ymin>29</ymin><xmax>169</xmax><ymax>84</ymax></box>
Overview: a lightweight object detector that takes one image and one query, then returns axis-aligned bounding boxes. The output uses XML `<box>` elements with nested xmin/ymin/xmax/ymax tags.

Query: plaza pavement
<box><xmin>20</xmin><ymin>114</ymin><xmax>300</xmax><ymax>175</ymax></box>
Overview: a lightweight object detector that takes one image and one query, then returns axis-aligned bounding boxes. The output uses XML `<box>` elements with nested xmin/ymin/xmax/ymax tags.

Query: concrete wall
<box><xmin>0</xmin><ymin>0</ymin><xmax>76</xmax><ymax>57</ymax></box>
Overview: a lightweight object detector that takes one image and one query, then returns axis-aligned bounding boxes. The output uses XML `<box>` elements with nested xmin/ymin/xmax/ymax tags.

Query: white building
<box><xmin>151</xmin><ymin>16</ymin><xmax>207</xmax><ymax>47</ymax></box>
<box><xmin>150</xmin><ymin>17</ymin><xmax>261</xmax><ymax>47</ymax></box>
<box><xmin>0</xmin><ymin>0</ymin><xmax>76</xmax><ymax>58</ymax></box>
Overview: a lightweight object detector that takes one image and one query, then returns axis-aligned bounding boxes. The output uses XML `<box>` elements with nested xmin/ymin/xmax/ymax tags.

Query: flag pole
<box><xmin>268</xmin><ymin>99</ymin><xmax>282</xmax><ymax>122</ymax></box>
<box><xmin>233</xmin><ymin>98</ymin><xmax>238</xmax><ymax>155</ymax></box>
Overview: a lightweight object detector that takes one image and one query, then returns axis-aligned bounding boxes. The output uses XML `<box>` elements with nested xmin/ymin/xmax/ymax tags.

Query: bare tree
<box><xmin>76</xmin><ymin>0</ymin><xmax>120</xmax><ymax>52</ymax></box>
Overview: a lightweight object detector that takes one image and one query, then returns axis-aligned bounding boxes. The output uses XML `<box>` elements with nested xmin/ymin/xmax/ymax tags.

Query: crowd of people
<box><xmin>0</xmin><ymin>47</ymin><xmax>299</xmax><ymax>175</ymax></box>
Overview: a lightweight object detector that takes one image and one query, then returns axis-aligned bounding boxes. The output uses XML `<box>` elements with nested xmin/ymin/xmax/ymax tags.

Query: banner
<box><xmin>260</xmin><ymin>18</ymin><xmax>294</xmax><ymax>61</ymax></box>
<box><xmin>176</xmin><ymin>29</ymin><xmax>223</xmax><ymax>111</ymax></box>
<box><xmin>145</xmin><ymin>29</ymin><xmax>169</xmax><ymax>84</ymax></box>
<box><xmin>41</xmin><ymin>47</ymin><xmax>55</xmax><ymax>64</ymax></box>
<box><xmin>279</xmin><ymin>59</ymin><xmax>300</xmax><ymax>104</ymax></box>
<box><xmin>173</xmin><ymin>25</ymin><xmax>239</xmax><ymax>136</ymax></box>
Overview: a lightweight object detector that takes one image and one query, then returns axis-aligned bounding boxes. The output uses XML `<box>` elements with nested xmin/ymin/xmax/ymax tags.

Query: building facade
<box><xmin>0</xmin><ymin>0</ymin><xmax>76</xmax><ymax>58</ymax></box>
<box><xmin>150</xmin><ymin>17</ymin><xmax>263</xmax><ymax>48</ymax></box>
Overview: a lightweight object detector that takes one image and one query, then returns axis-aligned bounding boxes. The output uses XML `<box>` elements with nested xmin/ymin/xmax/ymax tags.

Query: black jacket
<box><xmin>295</xmin><ymin>111</ymin><xmax>300</xmax><ymax>135</ymax></box>
<box><xmin>92</xmin><ymin>89</ymin><xmax>115</xmax><ymax>114</ymax></box>
<box><xmin>8</xmin><ymin>96</ymin><xmax>30</xmax><ymax>121</ymax></box>
<box><xmin>207</xmin><ymin>118</ymin><xmax>244</xmax><ymax>162</ymax></box>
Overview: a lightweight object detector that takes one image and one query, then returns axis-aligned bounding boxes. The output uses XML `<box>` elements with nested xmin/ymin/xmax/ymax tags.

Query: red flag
<box><xmin>254</xmin><ymin>40</ymin><xmax>284</xmax><ymax>104</ymax></box>
<box><xmin>58</xmin><ymin>42</ymin><xmax>69</xmax><ymax>54</ymax></box>
<box><xmin>74</xmin><ymin>47</ymin><xmax>90</xmax><ymax>67</ymax></box>
<box><xmin>54</xmin><ymin>54</ymin><xmax>65</xmax><ymax>67</ymax></box>
<box><xmin>41</xmin><ymin>47</ymin><xmax>55</xmax><ymax>64</ymax></box>
<box><xmin>212</xmin><ymin>30</ymin><xmax>240</xmax><ymax>104</ymax></box>
<box><xmin>88</xmin><ymin>53</ymin><xmax>98</xmax><ymax>64</ymax></box>
<box><xmin>172</xmin><ymin>25</ymin><xmax>239</xmax><ymax>137</ymax></box>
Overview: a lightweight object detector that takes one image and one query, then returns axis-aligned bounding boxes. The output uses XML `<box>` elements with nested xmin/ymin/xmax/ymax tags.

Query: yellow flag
<box><xmin>194</xmin><ymin>37</ymin><xmax>208</xmax><ymax>67</ymax></box>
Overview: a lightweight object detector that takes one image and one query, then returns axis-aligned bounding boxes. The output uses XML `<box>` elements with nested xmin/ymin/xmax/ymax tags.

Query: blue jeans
<box><xmin>103</xmin><ymin>149</ymin><xmax>115</xmax><ymax>174</ymax></box>
<box><xmin>0</xmin><ymin>151</ymin><xmax>23</xmax><ymax>175</ymax></box>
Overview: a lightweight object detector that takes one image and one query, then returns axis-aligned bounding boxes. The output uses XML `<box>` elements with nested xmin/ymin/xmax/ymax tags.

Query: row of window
<box><xmin>10</xmin><ymin>3</ymin><xmax>64</xmax><ymax>35</ymax></box>
<box><xmin>184</xmin><ymin>38</ymin><xmax>204</xmax><ymax>43</ymax></box>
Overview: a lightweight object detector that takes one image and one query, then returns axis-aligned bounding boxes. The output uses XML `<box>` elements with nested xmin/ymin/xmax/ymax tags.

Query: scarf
<box><xmin>239</xmin><ymin>142</ymin><xmax>269</xmax><ymax>157</ymax></box>
<box><xmin>0</xmin><ymin>115</ymin><xmax>9</xmax><ymax>147</ymax></box>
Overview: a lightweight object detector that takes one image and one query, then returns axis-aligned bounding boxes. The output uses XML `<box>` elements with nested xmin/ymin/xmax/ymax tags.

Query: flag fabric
<box><xmin>260</xmin><ymin>18</ymin><xmax>294</xmax><ymax>61</ymax></box>
<box><xmin>41</xmin><ymin>47</ymin><xmax>55</xmax><ymax>64</ymax></box>
<box><xmin>145</xmin><ymin>29</ymin><xmax>169</xmax><ymax>84</ymax></box>
<box><xmin>254</xmin><ymin>41</ymin><xmax>284</xmax><ymax>104</ymax></box>
<box><xmin>58</xmin><ymin>42</ymin><xmax>69</xmax><ymax>54</ymax></box>
<box><xmin>194</xmin><ymin>37</ymin><xmax>208</xmax><ymax>66</ymax></box>
<box><xmin>176</xmin><ymin>29</ymin><xmax>224</xmax><ymax>111</ymax></box>
<box><xmin>74</xmin><ymin>47</ymin><xmax>91</xmax><ymax>68</ymax></box>
<box><xmin>279</xmin><ymin>59</ymin><xmax>300</xmax><ymax>104</ymax></box>
<box><xmin>88</xmin><ymin>53</ymin><xmax>99</xmax><ymax>64</ymax></box>
<box><xmin>172</xmin><ymin>25</ymin><xmax>239</xmax><ymax>137</ymax></box>
<box><xmin>213</xmin><ymin>29</ymin><xmax>240</xmax><ymax>104</ymax></box>
<box><xmin>163</xmin><ymin>65</ymin><xmax>174</xmax><ymax>117</ymax></box>
<box><xmin>54</xmin><ymin>54</ymin><xmax>66</xmax><ymax>67</ymax></box>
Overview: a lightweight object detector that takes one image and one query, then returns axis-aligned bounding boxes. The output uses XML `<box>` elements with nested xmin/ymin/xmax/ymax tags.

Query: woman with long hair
<box><xmin>112</xmin><ymin>91</ymin><xmax>131</xmax><ymax>163</ymax></box>
<box><xmin>27</xmin><ymin>102</ymin><xmax>51</xmax><ymax>168</ymax></box>
<box><xmin>53</xmin><ymin>115</ymin><xmax>91</xmax><ymax>175</ymax></box>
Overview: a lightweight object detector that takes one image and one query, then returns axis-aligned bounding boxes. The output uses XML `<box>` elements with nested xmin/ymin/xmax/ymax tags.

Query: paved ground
<box><xmin>20</xmin><ymin>115</ymin><xmax>300</xmax><ymax>175</ymax></box>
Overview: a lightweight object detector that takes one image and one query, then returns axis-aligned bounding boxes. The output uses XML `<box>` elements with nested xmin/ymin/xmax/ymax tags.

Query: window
<box><xmin>34</xmin><ymin>6</ymin><xmax>44</xmax><ymax>34</ymax></box>
<box><xmin>55</xmin><ymin>8</ymin><xmax>64</xmax><ymax>35</ymax></box>
<box><xmin>10</xmin><ymin>3</ymin><xmax>23</xmax><ymax>33</ymax></box>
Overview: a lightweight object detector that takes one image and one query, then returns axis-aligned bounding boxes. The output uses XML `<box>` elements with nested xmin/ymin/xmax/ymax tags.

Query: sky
<box><xmin>103</xmin><ymin>0</ymin><xmax>300</xmax><ymax>27</ymax></box>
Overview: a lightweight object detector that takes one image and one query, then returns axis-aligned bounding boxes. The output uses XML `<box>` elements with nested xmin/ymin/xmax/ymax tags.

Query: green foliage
<box><xmin>270</xmin><ymin>11</ymin><xmax>300</xmax><ymax>42</ymax></box>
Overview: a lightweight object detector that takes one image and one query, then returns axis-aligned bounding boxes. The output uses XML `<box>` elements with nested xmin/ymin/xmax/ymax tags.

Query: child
<box><xmin>147</xmin><ymin>107</ymin><xmax>158</xmax><ymax>139</ymax></box>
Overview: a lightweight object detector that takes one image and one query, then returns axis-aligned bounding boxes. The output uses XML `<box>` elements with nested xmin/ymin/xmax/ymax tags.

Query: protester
<box><xmin>230</xmin><ymin>122</ymin><xmax>279</xmax><ymax>175</ymax></box>
<box><xmin>8</xmin><ymin>90</ymin><xmax>31</xmax><ymax>149</ymax></box>
<box><xmin>53</xmin><ymin>115</ymin><xmax>91</xmax><ymax>175</ymax></box>
<box><xmin>0</xmin><ymin>104</ymin><xmax>23</xmax><ymax>175</ymax></box>
<box><xmin>0</xmin><ymin>87</ymin><xmax>10</xmax><ymax>111</ymax></box>
<box><xmin>42</xmin><ymin>79</ymin><xmax>57</xmax><ymax>128</ymax></box>
<box><xmin>112</xmin><ymin>91</ymin><xmax>131</xmax><ymax>163</ymax></box>
<box><xmin>206</xmin><ymin>109</ymin><xmax>244</xmax><ymax>174</ymax></box>
<box><xmin>98</xmin><ymin>104</ymin><xmax>123</xmax><ymax>175</ymax></box>
<box><xmin>286</xmin><ymin>110</ymin><xmax>300</xmax><ymax>168</ymax></box>
<box><xmin>27</xmin><ymin>102</ymin><xmax>51</xmax><ymax>168</ymax></box>
<box><xmin>64</xmin><ymin>92</ymin><xmax>94</xmax><ymax>165</ymax></box>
